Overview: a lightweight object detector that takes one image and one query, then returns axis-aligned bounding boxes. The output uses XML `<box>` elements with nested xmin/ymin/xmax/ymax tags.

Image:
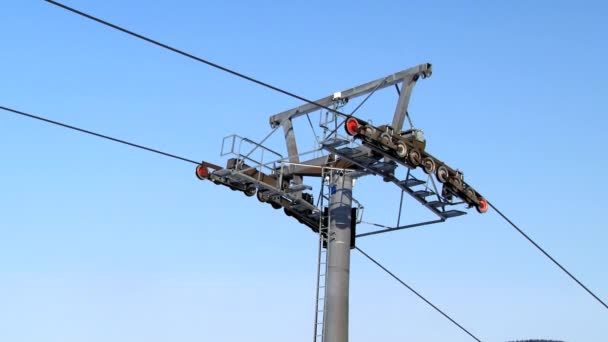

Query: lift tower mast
<box><xmin>324</xmin><ymin>172</ymin><xmax>353</xmax><ymax>342</ymax></box>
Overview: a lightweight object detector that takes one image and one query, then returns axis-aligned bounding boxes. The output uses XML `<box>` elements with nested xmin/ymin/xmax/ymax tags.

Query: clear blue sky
<box><xmin>1</xmin><ymin>1</ymin><xmax>607</xmax><ymax>341</ymax></box>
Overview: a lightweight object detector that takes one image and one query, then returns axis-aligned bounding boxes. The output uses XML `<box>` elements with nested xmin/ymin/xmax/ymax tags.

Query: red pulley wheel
<box><xmin>344</xmin><ymin>118</ymin><xmax>360</xmax><ymax>135</ymax></box>
<box><xmin>195</xmin><ymin>165</ymin><xmax>209</xmax><ymax>180</ymax></box>
<box><xmin>476</xmin><ymin>198</ymin><xmax>488</xmax><ymax>214</ymax></box>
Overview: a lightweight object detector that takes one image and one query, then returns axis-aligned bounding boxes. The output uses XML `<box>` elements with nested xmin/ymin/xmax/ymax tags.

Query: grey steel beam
<box><xmin>281</xmin><ymin>119</ymin><xmax>303</xmax><ymax>192</ymax></box>
<box><xmin>281</xmin><ymin>155</ymin><xmax>330</xmax><ymax>178</ymax></box>
<box><xmin>356</xmin><ymin>219</ymin><xmax>444</xmax><ymax>238</ymax></box>
<box><xmin>391</xmin><ymin>77</ymin><xmax>417</xmax><ymax>132</ymax></box>
<box><xmin>323</xmin><ymin>172</ymin><xmax>353</xmax><ymax>342</ymax></box>
<box><xmin>269</xmin><ymin>63</ymin><xmax>432</xmax><ymax>128</ymax></box>
<box><xmin>282</xmin><ymin>159</ymin><xmax>357</xmax><ymax>178</ymax></box>
<box><xmin>282</xmin><ymin>119</ymin><xmax>300</xmax><ymax>164</ymax></box>
<box><xmin>280</xmin><ymin>146</ymin><xmax>371</xmax><ymax>177</ymax></box>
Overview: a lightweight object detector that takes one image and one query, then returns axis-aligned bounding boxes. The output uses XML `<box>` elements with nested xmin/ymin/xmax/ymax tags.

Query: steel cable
<box><xmin>355</xmin><ymin>246</ymin><xmax>483</xmax><ymax>342</ymax></box>
<box><xmin>488</xmin><ymin>201</ymin><xmax>608</xmax><ymax>311</ymax></box>
<box><xmin>0</xmin><ymin>105</ymin><xmax>204</xmax><ymax>166</ymax></box>
<box><xmin>45</xmin><ymin>0</ymin><xmax>355</xmax><ymax>122</ymax></box>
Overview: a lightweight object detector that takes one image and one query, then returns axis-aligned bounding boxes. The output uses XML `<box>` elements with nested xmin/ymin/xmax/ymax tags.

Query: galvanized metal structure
<box><xmin>195</xmin><ymin>63</ymin><xmax>487</xmax><ymax>342</ymax></box>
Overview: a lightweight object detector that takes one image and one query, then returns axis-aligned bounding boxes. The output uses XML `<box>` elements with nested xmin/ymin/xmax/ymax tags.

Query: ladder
<box><xmin>313</xmin><ymin>170</ymin><xmax>331</xmax><ymax>342</ymax></box>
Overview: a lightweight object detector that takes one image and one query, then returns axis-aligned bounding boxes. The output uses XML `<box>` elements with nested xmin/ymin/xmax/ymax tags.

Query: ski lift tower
<box><xmin>268</xmin><ymin>64</ymin><xmax>436</xmax><ymax>342</ymax></box>
<box><xmin>197</xmin><ymin>63</ymin><xmax>487</xmax><ymax>342</ymax></box>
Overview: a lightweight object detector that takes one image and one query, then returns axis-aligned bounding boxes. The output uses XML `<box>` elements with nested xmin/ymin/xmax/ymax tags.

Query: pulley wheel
<box><xmin>452</xmin><ymin>177</ymin><xmax>462</xmax><ymax>189</ymax></box>
<box><xmin>476</xmin><ymin>198</ymin><xmax>488</xmax><ymax>213</ymax></box>
<box><xmin>256</xmin><ymin>190</ymin><xmax>268</xmax><ymax>203</ymax></box>
<box><xmin>244</xmin><ymin>185</ymin><xmax>256</xmax><ymax>197</ymax></box>
<box><xmin>395</xmin><ymin>142</ymin><xmax>408</xmax><ymax>158</ymax></box>
<box><xmin>344</xmin><ymin>118</ymin><xmax>360</xmax><ymax>136</ymax></box>
<box><xmin>195</xmin><ymin>165</ymin><xmax>209</xmax><ymax>180</ymax></box>
<box><xmin>379</xmin><ymin>133</ymin><xmax>392</xmax><ymax>151</ymax></box>
<box><xmin>436</xmin><ymin>165</ymin><xmax>449</xmax><ymax>183</ymax></box>
<box><xmin>465</xmin><ymin>187</ymin><xmax>476</xmax><ymax>200</ymax></box>
<box><xmin>408</xmin><ymin>149</ymin><xmax>422</xmax><ymax>167</ymax></box>
<box><xmin>363</xmin><ymin>126</ymin><xmax>375</xmax><ymax>143</ymax></box>
<box><xmin>422</xmin><ymin>157</ymin><xmax>436</xmax><ymax>174</ymax></box>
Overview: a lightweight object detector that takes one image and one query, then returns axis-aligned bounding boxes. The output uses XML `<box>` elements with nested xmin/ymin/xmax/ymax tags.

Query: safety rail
<box><xmin>221</xmin><ymin>134</ymin><xmax>284</xmax><ymax>176</ymax></box>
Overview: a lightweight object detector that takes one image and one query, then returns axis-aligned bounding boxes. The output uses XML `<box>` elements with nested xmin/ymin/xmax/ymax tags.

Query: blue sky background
<box><xmin>1</xmin><ymin>1</ymin><xmax>607</xmax><ymax>341</ymax></box>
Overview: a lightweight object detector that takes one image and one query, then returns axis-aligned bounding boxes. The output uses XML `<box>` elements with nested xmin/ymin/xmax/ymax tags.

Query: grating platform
<box><xmin>322</xmin><ymin>145</ymin><xmax>466</xmax><ymax>220</ymax></box>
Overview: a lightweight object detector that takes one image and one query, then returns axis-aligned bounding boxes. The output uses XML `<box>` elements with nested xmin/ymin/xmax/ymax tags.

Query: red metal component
<box><xmin>345</xmin><ymin>118</ymin><xmax>360</xmax><ymax>135</ymax></box>
<box><xmin>476</xmin><ymin>198</ymin><xmax>488</xmax><ymax>213</ymax></box>
<box><xmin>195</xmin><ymin>164</ymin><xmax>209</xmax><ymax>180</ymax></box>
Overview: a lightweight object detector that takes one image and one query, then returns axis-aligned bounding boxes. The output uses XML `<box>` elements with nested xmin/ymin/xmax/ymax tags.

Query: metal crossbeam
<box><xmin>268</xmin><ymin>63</ymin><xmax>432</xmax><ymax>128</ymax></box>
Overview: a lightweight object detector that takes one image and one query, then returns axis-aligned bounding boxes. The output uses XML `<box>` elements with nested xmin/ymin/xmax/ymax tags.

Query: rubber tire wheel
<box><xmin>436</xmin><ymin>165</ymin><xmax>449</xmax><ymax>183</ymax></box>
<box><xmin>362</xmin><ymin>126</ymin><xmax>375</xmax><ymax>143</ymax></box>
<box><xmin>256</xmin><ymin>190</ymin><xmax>268</xmax><ymax>203</ymax></box>
<box><xmin>270</xmin><ymin>202</ymin><xmax>281</xmax><ymax>209</ymax></box>
<box><xmin>451</xmin><ymin>177</ymin><xmax>462</xmax><ymax>189</ymax></box>
<box><xmin>244</xmin><ymin>185</ymin><xmax>256</xmax><ymax>197</ymax></box>
<box><xmin>422</xmin><ymin>157</ymin><xmax>436</xmax><ymax>174</ymax></box>
<box><xmin>464</xmin><ymin>187</ymin><xmax>477</xmax><ymax>206</ymax></box>
<box><xmin>396</xmin><ymin>142</ymin><xmax>408</xmax><ymax>158</ymax></box>
<box><xmin>379</xmin><ymin>133</ymin><xmax>392</xmax><ymax>151</ymax></box>
<box><xmin>408</xmin><ymin>149</ymin><xmax>422</xmax><ymax>167</ymax></box>
<box><xmin>464</xmin><ymin>187</ymin><xmax>476</xmax><ymax>201</ymax></box>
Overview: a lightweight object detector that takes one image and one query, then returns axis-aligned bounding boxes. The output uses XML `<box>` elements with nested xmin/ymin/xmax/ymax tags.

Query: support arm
<box><xmin>282</xmin><ymin>119</ymin><xmax>303</xmax><ymax>190</ymax></box>
<box><xmin>269</xmin><ymin>63</ymin><xmax>432</xmax><ymax>128</ymax></box>
<box><xmin>392</xmin><ymin>76</ymin><xmax>418</xmax><ymax>132</ymax></box>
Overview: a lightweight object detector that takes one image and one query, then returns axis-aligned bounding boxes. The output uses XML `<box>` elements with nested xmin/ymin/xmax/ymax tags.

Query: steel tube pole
<box><xmin>323</xmin><ymin>172</ymin><xmax>353</xmax><ymax>342</ymax></box>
